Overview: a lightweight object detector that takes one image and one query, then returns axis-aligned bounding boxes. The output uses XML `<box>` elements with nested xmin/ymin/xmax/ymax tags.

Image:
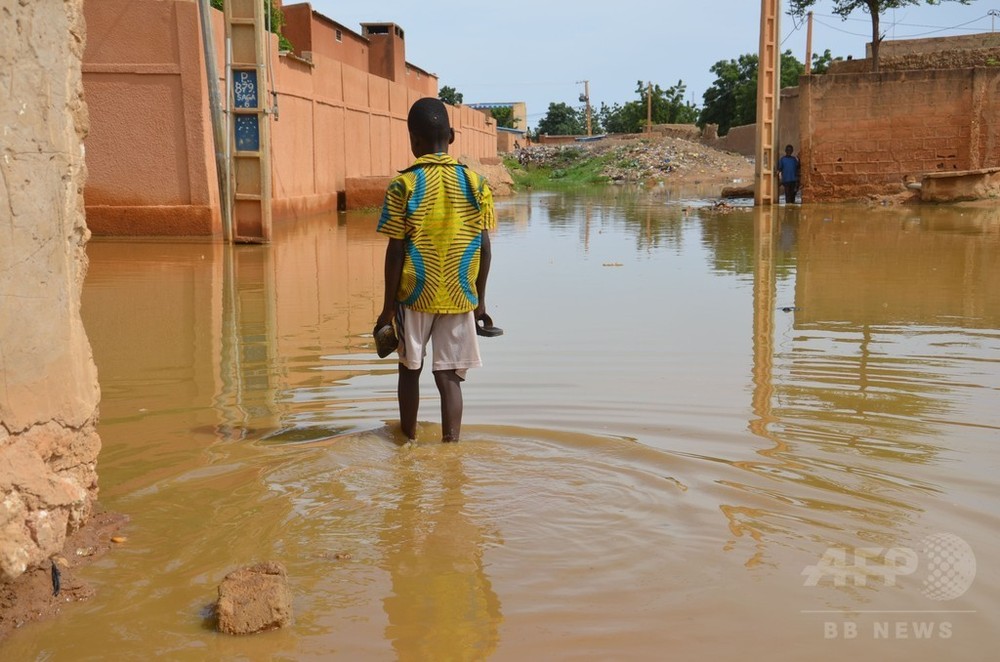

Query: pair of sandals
<box><xmin>373</xmin><ymin>312</ymin><xmax>502</xmax><ymax>358</ymax></box>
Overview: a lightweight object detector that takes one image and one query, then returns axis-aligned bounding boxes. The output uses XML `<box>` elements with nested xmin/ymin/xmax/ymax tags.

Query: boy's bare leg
<box><xmin>398</xmin><ymin>364</ymin><xmax>421</xmax><ymax>440</ymax></box>
<box><xmin>434</xmin><ymin>369</ymin><xmax>463</xmax><ymax>442</ymax></box>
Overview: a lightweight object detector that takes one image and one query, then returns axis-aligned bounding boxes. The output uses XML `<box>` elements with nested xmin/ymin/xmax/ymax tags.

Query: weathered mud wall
<box><xmin>799</xmin><ymin>68</ymin><xmax>1000</xmax><ymax>201</ymax></box>
<box><xmin>0</xmin><ymin>0</ymin><xmax>101</xmax><ymax>581</ymax></box>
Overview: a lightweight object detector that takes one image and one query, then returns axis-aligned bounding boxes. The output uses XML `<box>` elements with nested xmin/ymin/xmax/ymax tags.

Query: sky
<box><xmin>307</xmin><ymin>1</ymin><xmax>1000</xmax><ymax>129</ymax></box>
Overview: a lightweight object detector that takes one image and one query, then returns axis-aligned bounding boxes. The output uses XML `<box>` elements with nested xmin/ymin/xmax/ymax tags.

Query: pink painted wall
<box><xmin>269</xmin><ymin>15</ymin><xmax>497</xmax><ymax>220</ymax></box>
<box><xmin>83</xmin><ymin>0</ymin><xmax>220</xmax><ymax>236</ymax></box>
<box><xmin>82</xmin><ymin>0</ymin><xmax>497</xmax><ymax>234</ymax></box>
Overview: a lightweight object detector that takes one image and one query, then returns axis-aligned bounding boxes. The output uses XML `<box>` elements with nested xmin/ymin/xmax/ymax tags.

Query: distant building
<box><xmin>467</xmin><ymin>102</ymin><xmax>528</xmax><ymax>153</ymax></box>
<box><xmin>467</xmin><ymin>102</ymin><xmax>528</xmax><ymax>132</ymax></box>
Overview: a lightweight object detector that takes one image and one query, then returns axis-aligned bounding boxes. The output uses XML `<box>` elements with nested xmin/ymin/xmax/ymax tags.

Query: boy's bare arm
<box><xmin>475</xmin><ymin>230</ymin><xmax>492</xmax><ymax>318</ymax></box>
<box><xmin>377</xmin><ymin>238</ymin><xmax>405</xmax><ymax>327</ymax></box>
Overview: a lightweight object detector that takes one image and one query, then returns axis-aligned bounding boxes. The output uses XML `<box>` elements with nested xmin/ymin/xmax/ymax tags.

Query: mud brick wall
<box><xmin>799</xmin><ymin>68</ymin><xmax>1000</xmax><ymax>201</ymax></box>
<box><xmin>873</xmin><ymin>32</ymin><xmax>1000</xmax><ymax>58</ymax></box>
<box><xmin>1</xmin><ymin>0</ymin><xmax>102</xmax><ymax>581</ymax></box>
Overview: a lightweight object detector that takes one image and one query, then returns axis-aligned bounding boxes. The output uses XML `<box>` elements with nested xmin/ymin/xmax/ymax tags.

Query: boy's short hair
<box><xmin>408</xmin><ymin>97</ymin><xmax>451</xmax><ymax>143</ymax></box>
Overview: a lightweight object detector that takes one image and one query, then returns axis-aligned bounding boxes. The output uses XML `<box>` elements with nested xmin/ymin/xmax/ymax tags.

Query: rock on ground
<box><xmin>216</xmin><ymin>561</ymin><xmax>292</xmax><ymax>635</ymax></box>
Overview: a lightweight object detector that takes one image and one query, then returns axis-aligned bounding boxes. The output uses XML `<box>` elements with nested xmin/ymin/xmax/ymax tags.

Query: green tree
<box><xmin>537</xmin><ymin>102</ymin><xmax>586</xmax><ymax>135</ymax></box>
<box><xmin>490</xmin><ymin>106</ymin><xmax>519</xmax><ymax>128</ymax></box>
<box><xmin>597</xmin><ymin>80</ymin><xmax>698</xmax><ymax>134</ymax></box>
<box><xmin>811</xmin><ymin>48</ymin><xmax>843</xmax><ymax>74</ymax></box>
<box><xmin>788</xmin><ymin>1</ymin><xmax>972</xmax><ymax>73</ymax></box>
<box><xmin>438</xmin><ymin>85</ymin><xmax>463</xmax><ymax>105</ymax></box>
<box><xmin>698</xmin><ymin>50</ymin><xmax>804</xmax><ymax>135</ymax></box>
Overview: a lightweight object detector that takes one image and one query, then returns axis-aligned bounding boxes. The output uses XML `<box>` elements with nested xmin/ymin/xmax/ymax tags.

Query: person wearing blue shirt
<box><xmin>776</xmin><ymin>144</ymin><xmax>801</xmax><ymax>204</ymax></box>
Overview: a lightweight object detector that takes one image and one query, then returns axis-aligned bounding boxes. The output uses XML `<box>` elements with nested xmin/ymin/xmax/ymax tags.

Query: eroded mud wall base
<box><xmin>0</xmin><ymin>0</ymin><xmax>101</xmax><ymax>581</ymax></box>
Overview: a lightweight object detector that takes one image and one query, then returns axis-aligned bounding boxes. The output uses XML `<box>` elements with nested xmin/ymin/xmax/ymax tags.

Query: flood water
<box><xmin>6</xmin><ymin>191</ymin><xmax>999</xmax><ymax>660</ymax></box>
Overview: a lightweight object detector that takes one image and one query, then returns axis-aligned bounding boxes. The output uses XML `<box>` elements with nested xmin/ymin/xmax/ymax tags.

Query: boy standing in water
<box><xmin>776</xmin><ymin>144</ymin><xmax>801</xmax><ymax>204</ymax></box>
<box><xmin>375</xmin><ymin>97</ymin><xmax>497</xmax><ymax>442</ymax></box>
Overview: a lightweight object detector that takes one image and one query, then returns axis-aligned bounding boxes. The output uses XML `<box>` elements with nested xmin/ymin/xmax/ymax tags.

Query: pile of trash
<box><xmin>514</xmin><ymin>136</ymin><xmax>753</xmax><ymax>184</ymax></box>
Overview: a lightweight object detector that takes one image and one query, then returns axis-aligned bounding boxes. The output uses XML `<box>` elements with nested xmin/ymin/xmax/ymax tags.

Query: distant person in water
<box><xmin>776</xmin><ymin>144</ymin><xmax>801</xmax><ymax>204</ymax></box>
<box><xmin>375</xmin><ymin>97</ymin><xmax>500</xmax><ymax>442</ymax></box>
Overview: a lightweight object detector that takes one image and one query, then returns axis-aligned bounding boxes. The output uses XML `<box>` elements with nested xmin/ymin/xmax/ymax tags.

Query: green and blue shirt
<box><xmin>378</xmin><ymin>153</ymin><xmax>496</xmax><ymax>314</ymax></box>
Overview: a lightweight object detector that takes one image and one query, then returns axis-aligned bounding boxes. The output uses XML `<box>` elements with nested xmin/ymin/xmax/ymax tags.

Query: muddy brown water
<box><xmin>5</xmin><ymin>191</ymin><xmax>999</xmax><ymax>659</ymax></box>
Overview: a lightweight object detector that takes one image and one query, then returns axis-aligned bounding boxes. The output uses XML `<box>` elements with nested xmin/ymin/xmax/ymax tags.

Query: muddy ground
<box><xmin>0</xmin><ymin>509</ymin><xmax>128</xmax><ymax>641</ymax></box>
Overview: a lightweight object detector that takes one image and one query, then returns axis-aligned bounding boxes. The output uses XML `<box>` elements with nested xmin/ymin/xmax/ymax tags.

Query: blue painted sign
<box><xmin>233</xmin><ymin>70</ymin><xmax>258</xmax><ymax>109</ymax></box>
<box><xmin>235</xmin><ymin>115</ymin><xmax>260</xmax><ymax>152</ymax></box>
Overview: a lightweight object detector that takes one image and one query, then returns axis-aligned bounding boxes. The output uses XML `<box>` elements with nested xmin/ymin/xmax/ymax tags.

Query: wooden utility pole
<box><xmin>805</xmin><ymin>11</ymin><xmax>814</xmax><ymax>74</ymax></box>
<box><xmin>755</xmin><ymin>0</ymin><xmax>780</xmax><ymax>205</ymax></box>
<box><xmin>578</xmin><ymin>80</ymin><xmax>592</xmax><ymax>136</ymax></box>
<box><xmin>646</xmin><ymin>81</ymin><xmax>652</xmax><ymax>134</ymax></box>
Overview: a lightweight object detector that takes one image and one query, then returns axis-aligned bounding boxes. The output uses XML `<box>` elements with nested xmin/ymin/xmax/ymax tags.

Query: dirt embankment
<box><xmin>515</xmin><ymin>136</ymin><xmax>755</xmax><ymax>186</ymax></box>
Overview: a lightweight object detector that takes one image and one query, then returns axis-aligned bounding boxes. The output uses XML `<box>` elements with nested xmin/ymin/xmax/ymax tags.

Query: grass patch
<box><xmin>504</xmin><ymin>150</ymin><xmax>611</xmax><ymax>190</ymax></box>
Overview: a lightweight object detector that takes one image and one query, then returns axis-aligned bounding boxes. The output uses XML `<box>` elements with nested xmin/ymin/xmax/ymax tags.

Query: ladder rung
<box><xmin>235</xmin><ymin>193</ymin><xmax>262</xmax><ymax>201</ymax></box>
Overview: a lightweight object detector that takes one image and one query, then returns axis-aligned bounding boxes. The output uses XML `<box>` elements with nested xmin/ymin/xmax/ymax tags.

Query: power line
<box><xmin>885</xmin><ymin>16</ymin><xmax>993</xmax><ymax>38</ymax></box>
<box><xmin>814</xmin><ymin>11</ymin><xmax>990</xmax><ymax>30</ymax></box>
<box><xmin>781</xmin><ymin>13</ymin><xmax>804</xmax><ymax>46</ymax></box>
<box><xmin>813</xmin><ymin>16</ymin><xmax>870</xmax><ymax>38</ymax></box>
<box><xmin>812</xmin><ymin>12</ymin><xmax>995</xmax><ymax>40</ymax></box>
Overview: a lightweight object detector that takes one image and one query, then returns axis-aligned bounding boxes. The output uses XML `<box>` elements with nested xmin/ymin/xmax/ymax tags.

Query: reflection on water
<box><xmin>5</xmin><ymin>193</ymin><xmax>999</xmax><ymax>659</ymax></box>
<box><xmin>380</xmin><ymin>447</ymin><xmax>502</xmax><ymax>660</ymax></box>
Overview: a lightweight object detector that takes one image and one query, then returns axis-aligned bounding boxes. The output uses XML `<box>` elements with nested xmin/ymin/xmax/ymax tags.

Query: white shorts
<box><xmin>396</xmin><ymin>307</ymin><xmax>482</xmax><ymax>379</ymax></box>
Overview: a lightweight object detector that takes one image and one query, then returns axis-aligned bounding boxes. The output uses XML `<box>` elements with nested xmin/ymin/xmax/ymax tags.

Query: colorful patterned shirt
<box><xmin>377</xmin><ymin>153</ymin><xmax>496</xmax><ymax>314</ymax></box>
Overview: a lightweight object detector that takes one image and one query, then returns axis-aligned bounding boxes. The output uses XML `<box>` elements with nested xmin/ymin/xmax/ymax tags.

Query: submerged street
<box><xmin>6</xmin><ymin>190</ymin><xmax>998</xmax><ymax>659</ymax></box>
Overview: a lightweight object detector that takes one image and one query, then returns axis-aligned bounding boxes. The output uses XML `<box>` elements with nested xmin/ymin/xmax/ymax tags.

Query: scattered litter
<box><xmin>51</xmin><ymin>561</ymin><xmax>61</xmax><ymax>597</ymax></box>
<box><xmin>515</xmin><ymin>136</ymin><xmax>753</xmax><ymax>184</ymax></box>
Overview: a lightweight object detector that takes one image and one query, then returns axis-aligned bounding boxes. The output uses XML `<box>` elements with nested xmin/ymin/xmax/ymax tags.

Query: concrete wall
<box><xmin>651</xmin><ymin>124</ymin><xmax>701</xmax><ymax>140</ymax></box>
<box><xmin>497</xmin><ymin>130</ymin><xmax>519</xmax><ymax>153</ymax></box>
<box><xmin>283</xmin><ymin>5</ymin><xmax>370</xmax><ymax>71</ymax></box>
<box><xmin>701</xmin><ymin>89</ymin><xmax>799</xmax><ymax>159</ymax></box>
<box><xmin>83</xmin><ymin>0</ymin><xmax>219</xmax><ymax>236</ymax></box>
<box><xmin>0</xmin><ymin>0</ymin><xmax>101</xmax><ymax>581</ymax></box>
<box><xmin>778</xmin><ymin>87</ymin><xmax>800</xmax><ymax>155</ymax></box>
<box><xmin>799</xmin><ymin>68</ymin><xmax>1000</xmax><ymax>201</ymax></box>
<box><xmin>269</xmin><ymin>36</ymin><xmax>495</xmax><ymax>219</ymax></box>
<box><xmin>81</xmin><ymin>0</ymin><xmax>496</xmax><ymax>235</ymax></box>
<box><xmin>711</xmin><ymin>124</ymin><xmax>757</xmax><ymax>157</ymax></box>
